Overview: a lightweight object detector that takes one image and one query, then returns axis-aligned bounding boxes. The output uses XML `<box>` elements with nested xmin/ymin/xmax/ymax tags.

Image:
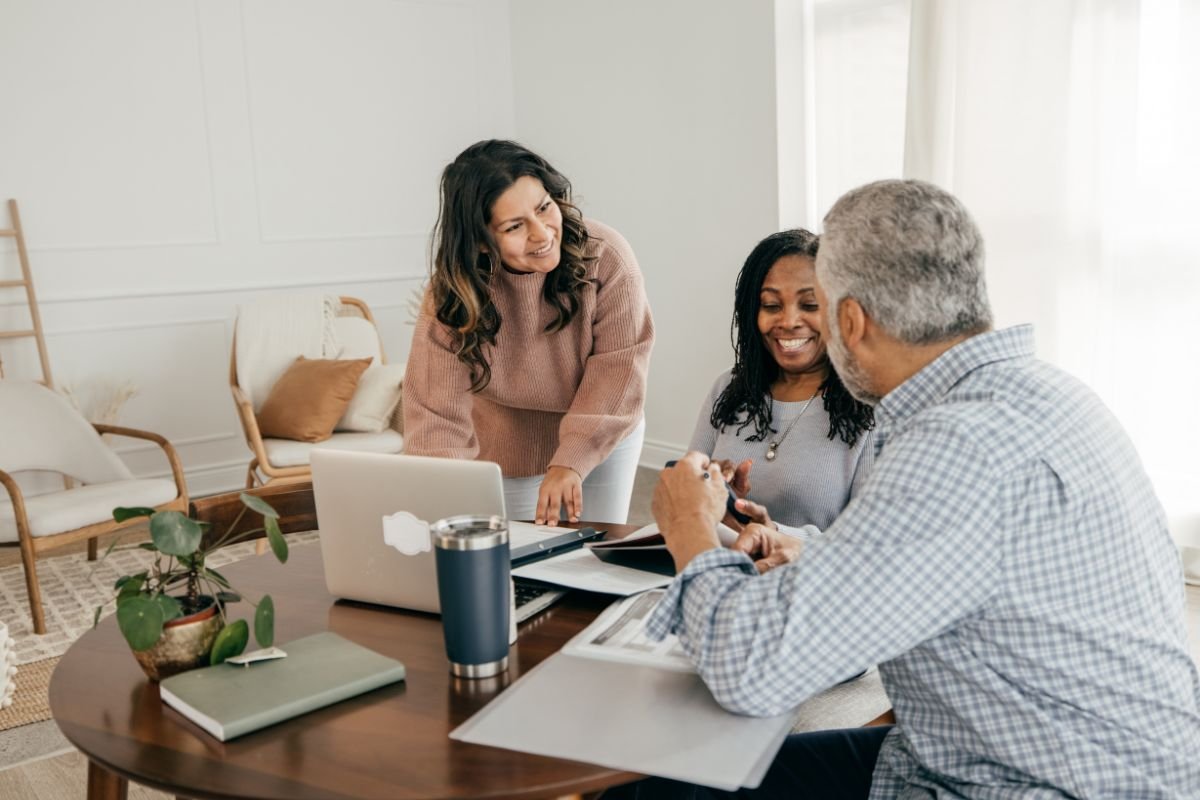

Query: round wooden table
<box><xmin>50</xmin><ymin>531</ymin><xmax>642</xmax><ymax>800</ymax></box>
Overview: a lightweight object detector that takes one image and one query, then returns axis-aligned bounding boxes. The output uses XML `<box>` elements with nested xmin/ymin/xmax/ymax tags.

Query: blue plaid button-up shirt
<box><xmin>648</xmin><ymin>325</ymin><xmax>1200</xmax><ymax>798</ymax></box>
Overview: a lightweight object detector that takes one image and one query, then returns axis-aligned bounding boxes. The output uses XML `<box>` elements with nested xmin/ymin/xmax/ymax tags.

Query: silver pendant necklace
<box><xmin>765</xmin><ymin>393</ymin><xmax>819</xmax><ymax>462</ymax></box>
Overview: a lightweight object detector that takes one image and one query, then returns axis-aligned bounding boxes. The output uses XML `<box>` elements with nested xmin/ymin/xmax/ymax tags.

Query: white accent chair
<box><xmin>0</xmin><ymin>381</ymin><xmax>188</xmax><ymax>634</ymax></box>
<box><xmin>229</xmin><ymin>295</ymin><xmax>404</xmax><ymax>489</ymax></box>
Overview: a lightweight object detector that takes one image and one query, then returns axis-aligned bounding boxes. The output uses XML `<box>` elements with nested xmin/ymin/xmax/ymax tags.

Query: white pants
<box><xmin>503</xmin><ymin>419</ymin><xmax>645</xmax><ymax>525</ymax></box>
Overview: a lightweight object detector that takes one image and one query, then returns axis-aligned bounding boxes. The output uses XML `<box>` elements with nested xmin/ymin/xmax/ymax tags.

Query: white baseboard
<box><xmin>185</xmin><ymin>466</ymin><xmax>251</xmax><ymax>499</ymax></box>
<box><xmin>639</xmin><ymin>438</ymin><xmax>687</xmax><ymax>470</ymax></box>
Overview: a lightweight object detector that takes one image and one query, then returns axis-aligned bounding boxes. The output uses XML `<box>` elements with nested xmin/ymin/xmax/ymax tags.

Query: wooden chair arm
<box><xmin>229</xmin><ymin>384</ymin><xmax>272</xmax><ymax>467</ymax></box>
<box><xmin>230</xmin><ymin>385</ymin><xmax>273</xmax><ymax>475</ymax></box>
<box><xmin>92</xmin><ymin>424</ymin><xmax>189</xmax><ymax>507</ymax></box>
<box><xmin>0</xmin><ymin>469</ymin><xmax>27</xmax><ymax>512</ymax></box>
<box><xmin>0</xmin><ymin>469</ymin><xmax>34</xmax><ymax>549</ymax></box>
<box><xmin>230</xmin><ymin>382</ymin><xmax>254</xmax><ymax>418</ymax></box>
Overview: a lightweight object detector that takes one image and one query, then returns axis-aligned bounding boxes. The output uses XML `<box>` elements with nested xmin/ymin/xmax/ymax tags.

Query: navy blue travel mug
<box><xmin>431</xmin><ymin>515</ymin><xmax>511</xmax><ymax>678</ymax></box>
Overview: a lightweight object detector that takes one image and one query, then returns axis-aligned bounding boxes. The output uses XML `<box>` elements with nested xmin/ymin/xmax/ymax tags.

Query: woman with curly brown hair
<box><xmin>403</xmin><ymin>140</ymin><xmax>654</xmax><ymax>525</ymax></box>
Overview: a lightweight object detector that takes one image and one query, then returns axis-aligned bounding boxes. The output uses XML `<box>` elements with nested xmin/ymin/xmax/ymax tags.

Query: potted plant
<box><xmin>95</xmin><ymin>492</ymin><xmax>288</xmax><ymax>681</ymax></box>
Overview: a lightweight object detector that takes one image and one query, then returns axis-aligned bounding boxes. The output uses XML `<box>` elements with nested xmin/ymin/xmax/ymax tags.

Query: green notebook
<box><xmin>159</xmin><ymin>631</ymin><xmax>406</xmax><ymax>741</ymax></box>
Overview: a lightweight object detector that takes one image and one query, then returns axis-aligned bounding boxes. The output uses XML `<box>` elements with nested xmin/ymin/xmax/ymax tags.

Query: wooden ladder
<box><xmin>0</xmin><ymin>199</ymin><xmax>54</xmax><ymax>387</ymax></box>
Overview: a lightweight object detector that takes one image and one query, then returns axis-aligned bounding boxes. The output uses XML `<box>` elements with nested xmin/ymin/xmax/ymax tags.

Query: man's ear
<box><xmin>838</xmin><ymin>297</ymin><xmax>868</xmax><ymax>349</ymax></box>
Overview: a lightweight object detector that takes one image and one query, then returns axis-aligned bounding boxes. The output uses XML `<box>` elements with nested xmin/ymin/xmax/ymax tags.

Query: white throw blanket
<box><xmin>235</xmin><ymin>294</ymin><xmax>341</xmax><ymax>412</ymax></box>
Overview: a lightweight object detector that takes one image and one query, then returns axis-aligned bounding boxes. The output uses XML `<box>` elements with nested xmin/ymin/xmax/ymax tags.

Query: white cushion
<box><xmin>337</xmin><ymin>362</ymin><xmax>406</xmax><ymax>433</ymax></box>
<box><xmin>333</xmin><ymin>316</ymin><xmax>383</xmax><ymax>362</ymax></box>
<box><xmin>0</xmin><ymin>479</ymin><xmax>179</xmax><ymax>543</ymax></box>
<box><xmin>235</xmin><ymin>294</ymin><xmax>341</xmax><ymax>411</ymax></box>
<box><xmin>262</xmin><ymin>430</ymin><xmax>404</xmax><ymax>468</ymax></box>
<box><xmin>0</xmin><ymin>382</ymin><xmax>133</xmax><ymax>483</ymax></box>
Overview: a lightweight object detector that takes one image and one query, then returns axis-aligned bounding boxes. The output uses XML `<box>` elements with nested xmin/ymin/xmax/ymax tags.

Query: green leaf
<box><xmin>254</xmin><ymin>595</ymin><xmax>275</xmax><ymax>648</ymax></box>
<box><xmin>203</xmin><ymin>567</ymin><xmax>231</xmax><ymax>588</ymax></box>
<box><xmin>239</xmin><ymin>492</ymin><xmax>280</xmax><ymax>519</ymax></box>
<box><xmin>210</xmin><ymin>619</ymin><xmax>249</xmax><ymax>665</ymax></box>
<box><xmin>117</xmin><ymin>595</ymin><xmax>165</xmax><ymax>651</ymax></box>
<box><xmin>265</xmin><ymin>517</ymin><xmax>288</xmax><ymax>564</ymax></box>
<box><xmin>149</xmin><ymin>511</ymin><xmax>203</xmax><ymax>557</ymax></box>
<box><xmin>115</xmin><ymin>572</ymin><xmax>147</xmax><ymax>599</ymax></box>
<box><xmin>153</xmin><ymin>594</ymin><xmax>183</xmax><ymax>624</ymax></box>
<box><xmin>216</xmin><ymin>591</ymin><xmax>241</xmax><ymax>604</ymax></box>
<box><xmin>113</xmin><ymin>506</ymin><xmax>156</xmax><ymax>523</ymax></box>
<box><xmin>136</xmin><ymin>542</ymin><xmax>158</xmax><ymax>551</ymax></box>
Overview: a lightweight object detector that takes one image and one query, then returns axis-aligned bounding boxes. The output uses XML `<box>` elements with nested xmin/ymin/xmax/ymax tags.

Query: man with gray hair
<box><xmin>617</xmin><ymin>180</ymin><xmax>1200</xmax><ymax>798</ymax></box>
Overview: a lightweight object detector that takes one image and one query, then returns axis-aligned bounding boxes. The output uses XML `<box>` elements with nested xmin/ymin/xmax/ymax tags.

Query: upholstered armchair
<box><xmin>229</xmin><ymin>295</ymin><xmax>404</xmax><ymax>489</ymax></box>
<box><xmin>0</xmin><ymin>381</ymin><xmax>188</xmax><ymax>634</ymax></box>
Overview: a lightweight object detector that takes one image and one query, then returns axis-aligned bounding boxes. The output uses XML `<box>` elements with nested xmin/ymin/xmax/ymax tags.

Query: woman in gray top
<box><xmin>689</xmin><ymin>229</ymin><xmax>875</xmax><ymax>534</ymax></box>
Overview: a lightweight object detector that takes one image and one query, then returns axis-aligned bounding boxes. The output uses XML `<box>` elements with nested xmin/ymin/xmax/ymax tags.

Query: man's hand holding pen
<box><xmin>652</xmin><ymin>452</ymin><xmax>729</xmax><ymax>572</ymax></box>
<box><xmin>654</xmin><ymin>452</ymin><xmax>802</xmax><ymax>574</ymax></box>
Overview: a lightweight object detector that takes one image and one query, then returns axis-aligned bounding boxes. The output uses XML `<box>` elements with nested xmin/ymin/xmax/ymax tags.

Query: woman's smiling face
<box><xmin>488</xmin><ymin>175</ymin><xmax>563</xmax><ymax>274</ymax></box>
<box><xmin>757</xmin><ymin>254</ymin><xmax>828</xmax><ymax>377</ymax></box>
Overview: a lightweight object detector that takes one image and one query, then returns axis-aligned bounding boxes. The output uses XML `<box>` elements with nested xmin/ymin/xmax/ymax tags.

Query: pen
<box><xmin>510</xmin><ymin>527</ymin><xmax>608</xmax><ymax>567</ymax></box>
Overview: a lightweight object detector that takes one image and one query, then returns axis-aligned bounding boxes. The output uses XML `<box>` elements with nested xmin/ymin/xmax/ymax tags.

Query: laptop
<box><xmin>310</xmin><ymin>449</ymin><xmax>566</xmax><ymax>622</ymax></box>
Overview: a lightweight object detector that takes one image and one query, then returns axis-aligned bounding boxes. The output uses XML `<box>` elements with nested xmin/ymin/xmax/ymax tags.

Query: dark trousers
<box><xmin>602</xmin><ymin>725</ymin><xmax>893</xmax><ymax>800</ymax></box>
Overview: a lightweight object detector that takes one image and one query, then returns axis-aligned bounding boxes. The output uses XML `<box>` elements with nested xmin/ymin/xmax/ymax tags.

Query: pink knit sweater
<box><xmin>402</xmin><ymin>220</ymin><xmax>654</xmax><ymax>478</ymax></box>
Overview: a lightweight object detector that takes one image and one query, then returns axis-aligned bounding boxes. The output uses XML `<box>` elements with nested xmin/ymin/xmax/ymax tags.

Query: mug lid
<box><xmin>430</xmin><ymin>514</ymin><xmax>508</xmax><ymax>551</ymax></box>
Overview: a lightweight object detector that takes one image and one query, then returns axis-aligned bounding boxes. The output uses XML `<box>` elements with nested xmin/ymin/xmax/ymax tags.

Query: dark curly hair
<box><xmin>710</xmin><ymin>229</ymin><xmax>874</xmax><ymax>446</ymax></box>
<box><xmin>430</xmin><ymin>140</ymin><xmax>594</xmax><ymax>391</ymax></box>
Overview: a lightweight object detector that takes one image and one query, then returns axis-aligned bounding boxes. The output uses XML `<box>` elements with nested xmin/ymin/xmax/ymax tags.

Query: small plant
<box><xmin>95</xmin><ymin>493</ymin><xmax>288</xmax><ymax>665</ymax></box>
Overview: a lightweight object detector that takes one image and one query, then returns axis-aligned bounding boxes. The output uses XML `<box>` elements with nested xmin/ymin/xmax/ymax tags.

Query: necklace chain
<box><xmin>765</xmin><ymin>393</ymin><xmax>819</xmax><ymax>462</ymax></box>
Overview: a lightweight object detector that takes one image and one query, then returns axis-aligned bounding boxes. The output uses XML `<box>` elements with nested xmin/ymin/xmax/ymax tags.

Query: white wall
<box><xmin>0</xmin><ymin>0</ymin><xmax>514</xmax><ymax>495</ymax></box>
<box><xmin>510</xmin><ymin>0</ymin><xmax>783</xmax><ymax>465</ymax></box>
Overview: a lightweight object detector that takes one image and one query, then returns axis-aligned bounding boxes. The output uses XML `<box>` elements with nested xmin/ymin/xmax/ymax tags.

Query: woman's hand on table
<box><xmin>536</xmin><ymin>465</ymin><xmax>583</xmax><ymax>525</ymax></box>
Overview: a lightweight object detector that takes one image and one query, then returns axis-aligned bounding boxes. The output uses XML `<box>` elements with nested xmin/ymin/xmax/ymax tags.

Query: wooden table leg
<box><xmin>87</xmin><ymin>760</ymin><xmax>127</xmax><ymax>800</ymax></box>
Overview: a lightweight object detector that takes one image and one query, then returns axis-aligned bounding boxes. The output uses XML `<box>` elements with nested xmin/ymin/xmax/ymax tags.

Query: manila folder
<box><xmin>450</xmin><ymin>652</ymin><xmax>793</xmax><ymax>791</ymax></box>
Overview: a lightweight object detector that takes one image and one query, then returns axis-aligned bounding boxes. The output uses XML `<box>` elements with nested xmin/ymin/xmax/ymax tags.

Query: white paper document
<box><xmin>561</xmin><ymin>590</ymin><xmax>693</xmax><ymax>671</ymax></box>
<box><xmin>451</xmin><ymin>592</ymin><xmax>796</xmax><ymax>790</ymax></box>
<box><xmin>511</xmin><ymin>547</ymin><xmax>673</xmax><ymax>594</ymax></box>
<box><xmin>507</xmin><ymin>521</ymin><xmax>572</xmax><ymax>549</ymax></box>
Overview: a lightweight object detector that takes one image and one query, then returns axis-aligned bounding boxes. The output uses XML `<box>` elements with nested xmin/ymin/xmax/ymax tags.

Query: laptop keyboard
<box><xmin>514</xmin><ymin>578</ymin><xmax>567</xmax><ymax>623</ymax></box>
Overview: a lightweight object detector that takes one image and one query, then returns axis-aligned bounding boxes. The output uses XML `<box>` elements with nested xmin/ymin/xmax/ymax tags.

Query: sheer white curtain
<box><xmin>809</xmin><ymin>0</ymin><xmax>1200</xmax><ymax>548</ymax></box>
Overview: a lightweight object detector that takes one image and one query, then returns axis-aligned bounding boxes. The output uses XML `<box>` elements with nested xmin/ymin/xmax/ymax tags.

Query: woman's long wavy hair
<box><xmin>710</xmin><ymin>230</ymin><xmax>874</xmax><ymax>446</ymax></box>
<box><xmin>430</xmin><ymin>140</ymin><xmax>594</xmax><ymax>391</ymax></box>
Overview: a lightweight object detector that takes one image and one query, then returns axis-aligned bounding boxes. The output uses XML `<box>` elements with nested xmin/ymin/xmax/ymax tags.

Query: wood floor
<box><xmin>0</xmin><ymin>751</ymin><xmax>167</xmax><ymax>800</ymax></box>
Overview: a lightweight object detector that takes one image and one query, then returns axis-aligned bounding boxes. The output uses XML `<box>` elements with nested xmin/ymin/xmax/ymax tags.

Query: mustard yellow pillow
<box><xmin>256</xmin><ymin>356</ymin><xmax>372</xmax><ymax>442</ymax></box>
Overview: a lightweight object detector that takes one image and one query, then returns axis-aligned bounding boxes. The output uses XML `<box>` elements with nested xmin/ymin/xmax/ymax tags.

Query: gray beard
<box><xmin>826</xmin><ymin>327</ymin><xmax>882</xmax><ymax>407</ymax></box>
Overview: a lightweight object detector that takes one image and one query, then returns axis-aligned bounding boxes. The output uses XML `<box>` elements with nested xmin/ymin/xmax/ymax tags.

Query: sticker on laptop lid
<box><xmin>382</xmin><ymin>511</ymin><xmax>432</xmax><ymax>556</ymax></box>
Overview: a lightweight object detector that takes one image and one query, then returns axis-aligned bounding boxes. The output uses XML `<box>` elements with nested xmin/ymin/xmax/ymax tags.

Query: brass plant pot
<box><xmin>132</xmin><ymin>597</ymin><xmax>223</xmax><ymax>682</ymax></box>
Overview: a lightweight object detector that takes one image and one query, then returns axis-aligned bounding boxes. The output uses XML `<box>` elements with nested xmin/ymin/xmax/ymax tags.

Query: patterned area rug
<box><xmin>0</xmin><ymin>533</ymin><xmax>319</xmax><ymax>665</ymax></box>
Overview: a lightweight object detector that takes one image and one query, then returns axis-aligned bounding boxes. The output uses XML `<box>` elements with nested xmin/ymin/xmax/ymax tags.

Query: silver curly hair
<box><xmin>817</xmin><ymin>179</ymin><xmax>993</xmax><ymax>345</ymax></box>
